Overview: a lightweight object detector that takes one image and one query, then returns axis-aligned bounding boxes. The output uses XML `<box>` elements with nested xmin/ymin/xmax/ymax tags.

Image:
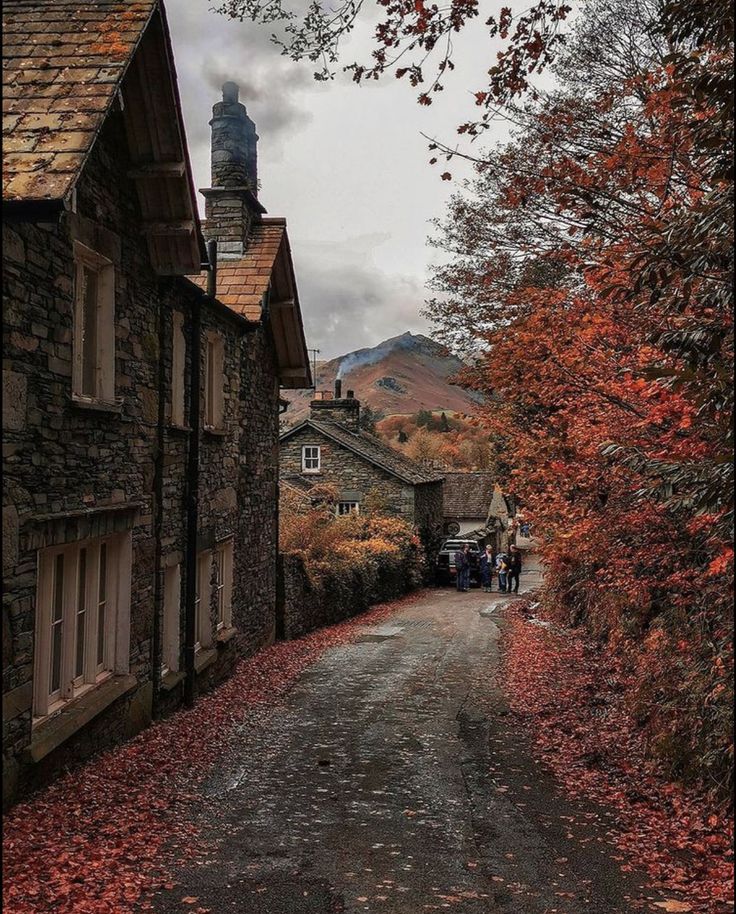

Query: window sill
<box><xmin>203</xmin><ymin>426</ymin><xmax>227</xmax><ymax>438</ymax></box>
<box><xmin>194</xmin><ymin>646</ymin><xmax>218</xmax><ymax>674</ymax></box>
<box><xmin>27</xmin><ymin>673</ymin><xmax>137</xmax><ymax>764</ymax></box>
<box><xmin>160</xmin><ymin>669</ymin><xmax>185</xmax><ymax>692</ymax></box>
<box><xmin>215</xmin><ymin>625</ymin><xmax>237</xmax><ymax>645</ymax></box>
<box><xmin>168</xmin><ymin>423</ymin><xmax>192</xmax><ymax>436</ymax></box>
<box><xmin>302</xmin><ymin>470</ymin><xmax>322</xmax><ymax>476</ymax></box>
<box><xmin>71</xmin><ymin>395</ymin><xmax>123</xmax><ymax>415</ymax></box>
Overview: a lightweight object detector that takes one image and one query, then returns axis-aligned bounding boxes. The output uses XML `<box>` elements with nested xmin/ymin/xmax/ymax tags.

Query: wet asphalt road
<box><xmin>155</xmin><ymin>563</ymin><xmax>663</xmax><ymax>914</ymax></box>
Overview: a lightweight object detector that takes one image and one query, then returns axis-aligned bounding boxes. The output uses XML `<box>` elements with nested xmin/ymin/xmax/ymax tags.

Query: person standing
<box><xmin>454</xmin><ymin>544</ymin><xmax>471</xmax><ymax>592</ymax></box>
<box><xmin>496</xmin><ymin>550</ymin><xmax>508</xmax><ymax>593</ymax></box>
<box><xmin>507</xmin><ymin>544</ymin><xmax>523</xmax><ymax>595</ymax></box>
<box><xmin>479</xmin><ymin>544</ymin><xmax>494</xmax><ymax>593</ymax></box>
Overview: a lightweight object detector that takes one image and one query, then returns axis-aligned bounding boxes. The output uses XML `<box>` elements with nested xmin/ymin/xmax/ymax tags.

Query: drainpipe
<box><xmin>151</xmin><ymin>284</ymin><xmax>168</xmax><ymax>715</ymax></box>
<box><xmin>184</xmin><ymin>240</ymin><xmax>217</xmax><ymax>707</ymax></box>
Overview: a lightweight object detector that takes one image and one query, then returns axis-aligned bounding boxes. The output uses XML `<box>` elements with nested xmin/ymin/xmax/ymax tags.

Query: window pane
<box><xmin>97</xmin><ymin>543</ymin><xmax>107</xmax><ymax>667</ymax></box>
<box><xmin>215</xmin><ymin>549</ymin><xmax>225</xmax><ymax>623</ymax></box>
<box><xmin>51</xmin><ymin>623</ymin><xmax>63</xmax><ymax>694</ymax></box>
<box><xmin>75</xmin><ymin>548</ymin><xmax>87</xmax><ymax>678</ymax></box>
<box><xmin>50</xmin><ymin>554</ymin><xmax>64</xmax><ymax>693</ymax></box>
<box><xmin>81</xmin><ymin>265</ymin><xmax>99</xmax><ymax>396</ymax></box>
<box><xmin>163</xmin><ymin>564</ymin><xmax>180</xmax><ymax>673</ymax></box>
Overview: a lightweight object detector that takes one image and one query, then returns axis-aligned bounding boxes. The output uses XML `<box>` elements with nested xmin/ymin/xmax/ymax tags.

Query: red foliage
<box><xmin>502</xmin><ymin>602</ymin><xmax>734</xmax><ymax>914</ymax></box>
<box><xmin>2</xmin><ymin>593</ymin><xmax>422</xmax><ymax>914</ymax></box>
<box><xmin>426</xmin><ymin>0</ymin><xmax>734</xmax><ymax>794</ymax></box>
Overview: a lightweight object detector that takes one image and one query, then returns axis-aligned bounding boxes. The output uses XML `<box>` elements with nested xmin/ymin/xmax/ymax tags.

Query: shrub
<box><xmin>279</xmin><ymin>502</ymin><xmax>425</xmax><ymax>612</ymax></box>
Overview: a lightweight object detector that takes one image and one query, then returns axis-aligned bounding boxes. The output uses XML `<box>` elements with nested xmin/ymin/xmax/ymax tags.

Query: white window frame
<box><xmin>337</xmin><ymin>501</ymin><xmax>360</xmax><ymax>516</ymax></box>
<box><xmin>161</xmin><ymin>563</ymin><xmax>181</xmax><ymax>676</ymax></box>
<box><xmin>72</xmin><ymin>241</ymin><xmax>115</xmax><ymax>404</ymax></box>
<box><xmin>171</xmin><ymin>310</ymin><xmax>186</xmax><ymax>427</ymax></box>
<box><xmin>213</xmin><ymin>538</ymin><xmax>234</xmax><ymax>631</ymax></box>
<box><xmin>33</xmin><ymin>531</ymin><xmax>131</xmax><ymax>721</ymax></box>
<box><xmin>302</xmin><ymin>445</ymin><xmax>321</xmax><ymax>474</ymax></box>
<box><xmin>194</xmin><ymin>550</ymin><xmax>212</xmax><ymax>651</ymax></box>
<box><xmin>203</xmin><ymin>332</ymin><xmax>224</xmax><ymax>430</ymax></box>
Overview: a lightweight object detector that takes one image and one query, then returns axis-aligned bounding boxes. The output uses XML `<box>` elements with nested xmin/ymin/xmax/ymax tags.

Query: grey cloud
<box><xmin>292</xmin><ymin>240</ymin><xmax>430</xmax><ymax>358</ymax></box>
<box><xmin>168</xmin><ymin>0</ymin><xmax>324</xmax><ymax>150</ymax></box>
<box><xmin>165</xmin><ymin>0</ymin><xmax>456</xmax><ymax>356</ymax></box>
<box><xmin>201</xmin><ymin>56</ymin><xmax>316</xmax><ymax>138</ymax></box>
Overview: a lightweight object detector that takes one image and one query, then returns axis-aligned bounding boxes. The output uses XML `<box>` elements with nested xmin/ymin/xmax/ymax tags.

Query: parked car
<box><xmin>435</xmin><ymin>538</ymin><xmax>482</xmax><ymax>587</ymax></box>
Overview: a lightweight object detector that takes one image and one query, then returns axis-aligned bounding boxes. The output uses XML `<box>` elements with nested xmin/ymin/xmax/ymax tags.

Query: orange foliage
<box><xmin>376</xmin><ymin>412</ymin><xmax>496</xmax><ymax>470</ymax></box>
<box><xmin>427</xmin><ymin>0</ymin><xmax>733</xmax><ymax>797</ymax></box>
<box><xmin>280</xmin><ymin>500</ymin><xmax>424</xmax><ymax>589</ymax></box>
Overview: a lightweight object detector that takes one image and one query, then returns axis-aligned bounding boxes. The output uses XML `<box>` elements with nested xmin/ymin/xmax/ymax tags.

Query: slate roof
<box><xmin>191</xmin><ymin>219</ymin><xmax>285</xmax><ymax>321</ymax></box>
<box><xmin>443</xmin><ymin>472</ymin><xmax>496</xmax><ymax>518</ymax></box>
<box><xmin>281</xmin><ymin>419</ymin><xmax>445</xmax><ymax>486</ymax></box>
<box><xmin>2</xmin><ymin>0</ymin><xmax>156</xmax><ymax>202</ymax></box>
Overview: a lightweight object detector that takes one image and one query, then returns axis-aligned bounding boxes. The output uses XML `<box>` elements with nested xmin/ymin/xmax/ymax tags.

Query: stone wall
<box><xmin>2</xmin><ymin>105</ymin><xmax>162</xmax><ymax>804</ymax></box>
<box><xmin>2</xmin><ymin>101</ymin><xmax>282</xmax><ymax>804</ymax></box>
<box><xmin>234</xmin><ymin>328</ymin><xmax>280</xmax><ymax>653</ymax></box>
<box><xmin>277</xmin><ymin>549</ymin><xmax>416</xmax><ymax>641</ymax></box>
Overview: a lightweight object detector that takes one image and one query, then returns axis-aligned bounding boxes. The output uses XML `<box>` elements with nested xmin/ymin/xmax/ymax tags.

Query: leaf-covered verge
<box><xmin>1</xmin><ymin>592</ymin><xmax>423</xmax><ymax>914</ymax></box>
<box><xmin>502</xmin><ymin>600</ymin><xmax>734</xmax><ymax>914</ymax></box>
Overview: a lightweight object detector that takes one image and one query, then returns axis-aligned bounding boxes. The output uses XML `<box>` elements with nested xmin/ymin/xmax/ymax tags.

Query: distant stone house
<box><xmin>442</xmin><ymin>472</ymin><xmax>496</xmax><ymax>538</ymax></box>
<box><xmin>2</xmin><ymin>0</ymin><xmax>310</xmax><ymax>806</ymax></box>
<box><xmin>441</xmin><ymin>473</ymin><xmax>519</xmax><ymax>554</ymax></box>
<box><xmin>280</xmin><ymin>384</ymin><xmax>445</xmax><ymax>555</ymax></box>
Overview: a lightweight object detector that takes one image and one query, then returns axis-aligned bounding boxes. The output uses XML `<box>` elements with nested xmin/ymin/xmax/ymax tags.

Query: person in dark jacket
<box><xmin>479</xmin><ymin>545</ymin><xmax>494</xmax><ymax>593</ymax></box>
<box><xmin>507</xmin><ymin>544</ymin><xmax>523</xmax><ymax>594</ymax></box>
<box><xmin>454</xmin><ymin>544</ymin><xmax>471</xmax><ymax>592</ymax></box>
<box><xmin>496</xmin><ymin>551</ymin><xmax>509</xmax><ymax>593</ymax></box>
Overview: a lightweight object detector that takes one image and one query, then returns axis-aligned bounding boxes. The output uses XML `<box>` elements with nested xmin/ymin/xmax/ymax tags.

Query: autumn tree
<box><xmin>404</xmin><ymin>427</ymin><xmax>443</xmax><ymax>463</ymax></box>
<box><xmin>425</xmin><ymin>0</ymin><xmax>734</xmax><ymax>795</ymax></box>
<box><xmin>358</xmin><ymin>404</ymin><xmax>384</xmax><ymax>435</ymax></box>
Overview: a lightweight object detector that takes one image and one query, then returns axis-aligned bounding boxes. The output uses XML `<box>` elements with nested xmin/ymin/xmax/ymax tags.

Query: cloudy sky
<box><xmin>166</xmin><ymin>0</ymin><xmax>511</xmax><ymax>358</ymax></box>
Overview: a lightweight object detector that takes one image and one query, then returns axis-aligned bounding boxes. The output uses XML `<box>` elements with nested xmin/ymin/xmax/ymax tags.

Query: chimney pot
<box><xmin>222</xmin><ymin>81</ymin><xmax>239</xmax><ymax>104</ymax></box>
<box><xmin>347</xmin><ymin>390</ymin><xmax>355</xmax><ymax>399</ymax></box>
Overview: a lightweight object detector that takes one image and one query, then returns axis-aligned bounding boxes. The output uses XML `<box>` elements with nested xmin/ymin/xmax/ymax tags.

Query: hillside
<box><xmin>282</xmin><ymin>332</ymin><xmax>483</xmax><ymax>424</ymax></box>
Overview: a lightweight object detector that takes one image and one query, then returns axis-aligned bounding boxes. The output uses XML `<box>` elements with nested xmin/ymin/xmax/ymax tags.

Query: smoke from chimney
<box><xmin>335</xmin><ymin>333</ymin><xmax>420</xmax><ymax>380</ymax></box>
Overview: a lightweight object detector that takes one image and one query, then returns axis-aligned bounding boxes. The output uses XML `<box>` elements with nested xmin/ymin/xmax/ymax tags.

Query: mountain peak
<box><xmin>282</xmin><ymin>329</ymin><xmax>482</xmax><ymax>423</ymax></box>
<box><xmin>334</xmin><ymin>332</ymin><xmax>448</xmax><ymax>378</ymax></box>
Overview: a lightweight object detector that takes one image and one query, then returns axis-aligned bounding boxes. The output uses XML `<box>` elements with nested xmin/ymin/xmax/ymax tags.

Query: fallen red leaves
<box><xmin>2</xmin><ymin>593</ymin><xmax>421</xmax><ymax>914</ymax></box>
<box><xmin>502</xmin><ymin>603</ymin><xmax>734</xmax><ymax>914</ymax></box>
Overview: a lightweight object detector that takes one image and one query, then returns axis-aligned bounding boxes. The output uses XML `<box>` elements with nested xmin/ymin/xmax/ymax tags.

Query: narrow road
<box><xmin>157</xmin><ymin>562</ymin><xmax>658</xmax><ymax>914</ymax></box>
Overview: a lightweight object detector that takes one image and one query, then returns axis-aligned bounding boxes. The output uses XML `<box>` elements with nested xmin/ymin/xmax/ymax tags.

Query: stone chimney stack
<box><xmin>200</xmin><ymin>82</ymin><xmax>262</xmax><ymax>258</ymax></box>
<box><xmin>310</xmin><ymin>386</ymin><xmax>361</xmax><ymax>431</ymax></box>
<box><xmin>210</xmin><ymin>81</ymin><xmax>258</xmax><ymax>191</ymax></box>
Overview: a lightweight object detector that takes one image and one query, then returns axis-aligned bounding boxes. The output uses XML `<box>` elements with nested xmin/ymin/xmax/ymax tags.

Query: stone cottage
<box><xmin>442</xmin><ymin>471</ymin><xmax>496</xmax><ymax>538</ymax></box>
<box><xmin>2</xmin><ymin>0</ymin><xmax>310</xmax><ymax>805</ymax></box>
<box><xmin>280</xmin><ymin>383</ymin><xmax>445</xmax><ymax>555</ymax></box>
